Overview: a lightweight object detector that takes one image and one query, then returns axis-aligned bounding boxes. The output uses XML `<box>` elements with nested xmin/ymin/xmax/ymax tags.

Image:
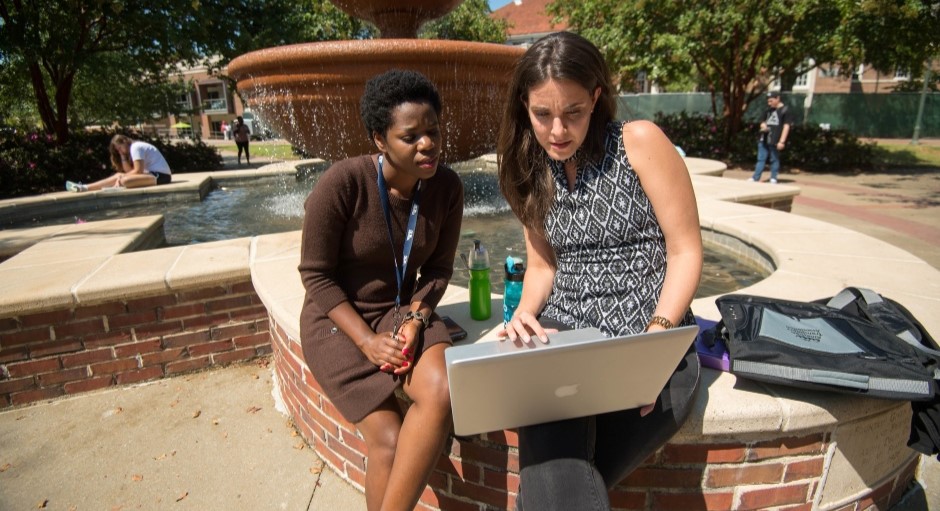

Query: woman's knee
<box><xmin>361</xmin><ymin>422</ymin><xmax>400</xmax><ymax>463</ymax></box>
<box><xmin>415</xmin><ymin>366</ymin><xmax>451</xmax><ymax>410</ymax></box>
<box><xmin>356</xmin><ymin>401</ymin><xmax>403</xmax><ymax>462</ymax></box>
<box><xmin>406</xmin><ymin>356</ymin><xmax>451</xmax><ymax>414</ymax></box>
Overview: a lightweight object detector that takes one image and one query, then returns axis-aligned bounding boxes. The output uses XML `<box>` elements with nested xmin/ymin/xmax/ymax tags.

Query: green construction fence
<box><xmin>617</xmin><ymin>92</ymin><xmax>939</xmax><ymax>138</ymax></box>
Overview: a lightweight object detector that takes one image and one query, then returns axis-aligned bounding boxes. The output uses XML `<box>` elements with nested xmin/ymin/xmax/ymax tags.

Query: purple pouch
<box><xmin>694</xmin><ymin>317</ymin><xmax>730</xmax><ymax>372</ymax></box>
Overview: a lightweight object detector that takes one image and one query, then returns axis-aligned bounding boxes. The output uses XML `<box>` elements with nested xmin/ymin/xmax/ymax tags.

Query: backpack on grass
<box><xmin>703</xmin><ymin>287</ymin><xmax>940</xmax><ymax>457</ymax></box>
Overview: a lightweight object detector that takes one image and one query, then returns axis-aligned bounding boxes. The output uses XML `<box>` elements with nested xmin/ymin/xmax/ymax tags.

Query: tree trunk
<box><xmin>53</xmin><ymin>72</ymin><xmax>75</xmax><ymax>144</ymax></box>
<box><xmin>25</xmin><ymin>60</ymin><xmax>74</xmax><ymax>144</ymax></box>
<box><xmin>27</xmin><ymin>61</ymin><xmax>60</xmax><ymax>140</ymax></box>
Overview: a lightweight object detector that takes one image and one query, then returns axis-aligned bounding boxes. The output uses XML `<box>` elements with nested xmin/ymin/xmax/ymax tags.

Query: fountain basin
<box><xmin>227</xmin><ymin>40</ymin><xmax>524</xmax><ymax>162</ymax></box>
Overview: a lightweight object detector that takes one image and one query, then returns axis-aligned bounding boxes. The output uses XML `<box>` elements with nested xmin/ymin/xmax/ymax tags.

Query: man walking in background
<box><xmin>750</xmin><ymin>91</ymin><xmax>792</xmax><ymax>184</ymax></box>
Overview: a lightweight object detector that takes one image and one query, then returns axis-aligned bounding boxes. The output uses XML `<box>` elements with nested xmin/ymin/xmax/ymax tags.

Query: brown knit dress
<box><xmin>298</xmin><ymin>154</ymin><xmax>464</xmax><ymax>423</ymax></box>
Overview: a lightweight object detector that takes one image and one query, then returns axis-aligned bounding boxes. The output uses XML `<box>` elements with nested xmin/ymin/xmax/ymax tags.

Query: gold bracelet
<box><xmin>647</xmin><ymin>315</ymin><xmax>674</xmax><ymax>330</ymax></box>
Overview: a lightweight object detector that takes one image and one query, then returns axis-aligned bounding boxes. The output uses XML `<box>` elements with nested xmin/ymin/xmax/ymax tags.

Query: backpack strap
<box><xmin>732</xmin><ymin>359</ymin><xmax>932</xmax><ymax>396</ymax></box>
<box><xmin>828</xmin><ymin>287</ymin><xmax>940</xmax><ymax>377</ymax></box>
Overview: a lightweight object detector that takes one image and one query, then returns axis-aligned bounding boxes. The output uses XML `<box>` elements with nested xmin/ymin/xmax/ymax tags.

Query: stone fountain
<box><xmin>227</xmin><ymin>0</ymin><xmax>524</xmax><ymax>162</ymax></box>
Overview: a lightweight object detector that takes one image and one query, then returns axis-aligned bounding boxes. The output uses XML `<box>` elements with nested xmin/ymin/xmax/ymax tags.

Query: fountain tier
<box><xmin>227</xmin><ymin>40</ymin><xmax>523</xmax><ymax>162</ymax></box>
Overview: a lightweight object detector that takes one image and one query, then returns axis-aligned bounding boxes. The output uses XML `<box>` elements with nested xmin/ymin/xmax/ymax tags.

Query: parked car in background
<box><xmin>240</xmin><ymin>111</ymin><xmax>278</xmax><ymax>140</ymax></box>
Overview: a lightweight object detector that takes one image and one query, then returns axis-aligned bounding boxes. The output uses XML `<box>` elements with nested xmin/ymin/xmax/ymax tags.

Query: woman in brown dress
<box><xmin>298</xmin><ymin>69</ymin><xmax>464</xmax><ymax>511</ymax></box>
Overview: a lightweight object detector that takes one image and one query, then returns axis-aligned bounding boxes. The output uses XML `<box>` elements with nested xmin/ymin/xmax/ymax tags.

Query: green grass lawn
<box><xmin>870</xmin><ymin>140</ymin><xmax>940</xmax><ymax>168</ymax></box>
<box><xmin>217</xmin><ymin>144</ymin><xmax>300</xmax><ymax>160</ymax></box>
<box><xmin>216</xmin><ymin>140</ymin><xmax>939</xmax><ymax>168</ymax></box>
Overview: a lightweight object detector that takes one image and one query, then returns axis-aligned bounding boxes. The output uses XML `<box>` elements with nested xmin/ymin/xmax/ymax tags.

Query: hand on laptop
<box><xmin>497</xmin><ymin>311</ymin><xmax>556</xmax><ymax>345</ymax></box>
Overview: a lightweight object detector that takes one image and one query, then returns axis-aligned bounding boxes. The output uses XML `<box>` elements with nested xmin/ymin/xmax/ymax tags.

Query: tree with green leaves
<box><xmin>0</xmin><ymin>0</ymin><xmax>218</xmax><ymax>143</ymax></box>
<box><xmin>0</xmin><ymin>0</ymin><xmax>368</xmax><ymax>143</ymax></box>
<box><xmin>548</xmin><ymin>0</ymin><xmax>940</xmax><ymax>147</ymax></box>
<box><xmin>419</xmin><ymin>0</ymin><xmax>509</xmax><ymax>43</ymax></box>
<box><xmin>831</xmin><ymin>0</ymin><xmax>939</xmax><ymax>77</ymax></box>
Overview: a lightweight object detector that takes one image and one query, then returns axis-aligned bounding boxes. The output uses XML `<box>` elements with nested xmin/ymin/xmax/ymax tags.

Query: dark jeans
<box><xmin>516</xmin><ymin>317</ymin><xmax>701</xmax><ymax>511</ymax></box>
<box><xmin>752</xmin><ymin>139</ymin><xmax>780</xmax><ymax>181</ymax></box>
<box><xmin>236</xmin><ymin>141</ymin><xmax>250</xmax><ymax>163</ymax></box>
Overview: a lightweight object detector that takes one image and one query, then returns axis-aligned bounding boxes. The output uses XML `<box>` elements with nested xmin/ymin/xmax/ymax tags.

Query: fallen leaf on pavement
<box><xmin>176</xmin><ymin>492</ymin><xmax>188</xmax><ymax>502</ymax></box>
<box><xmin>0</xmin><ymin>463</ymin><xmax>11</xmax><ymax>472</ymax></box>
<box><xmin>246</xmin><ymin>406</ymin><xmax>262</xmax><ymax>414</ymax></box>
<box><xmin>310</xmin><ymin>466</ymin><xmax>322</xmax><ymax>475</ymax></box>
<box><xmin>212</xmin><ymin>418</ymin><xmax>220</xmax><ymax>425</ymax></box>
<box><xmin>153</xmin><ymin>450</ymin><xmax>178</xmax><ymax>461</ymax></box>
<box><xmin>294</xmin><ymin>442</ymin><xmax>305</xmax><ymax>450</ymax></box>
<box><xmin>36</xmin><ymin>499</ymin><xmax>48</xmax><ymax>508</ymax></box>
<box><xmin>131</xmin><ymin>474</ymin><xmax>143</xmax><ymax>482</ymax></box>
<box><xmin>192</xmin><ymin>410</ymin><xmax>201</xmax><ymax>418</ymax></box>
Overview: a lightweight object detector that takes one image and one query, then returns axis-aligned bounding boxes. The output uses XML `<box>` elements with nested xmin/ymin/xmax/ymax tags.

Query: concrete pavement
<box><xmin>1</xmin><ymin>151</ymin><xmax>938</xmax><ymax>510</ymax></box>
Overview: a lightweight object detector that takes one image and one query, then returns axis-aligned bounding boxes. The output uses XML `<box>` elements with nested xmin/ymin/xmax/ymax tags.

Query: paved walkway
<box><xmin>724</xmin><ymin>165</ymin><xmax>940</xmax><ymax>270</ymax></box>
<box><xmin>1</xmin><ymin>151</ymin><xmax>938</xmax><ymax>510</ymax></box>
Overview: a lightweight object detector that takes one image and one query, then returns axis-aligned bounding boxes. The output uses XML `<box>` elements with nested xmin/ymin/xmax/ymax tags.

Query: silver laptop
<box><xmin>445</xmin><ymin>325</ymin><xmax>698</xmax><ymax>436</ymax></box>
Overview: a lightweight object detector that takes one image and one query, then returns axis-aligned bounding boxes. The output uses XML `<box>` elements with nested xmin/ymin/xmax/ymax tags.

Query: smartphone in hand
<box><xmin>441</xmin><ymin>315</ymin><xmax>468</xmax><ymax>341</ymax></box>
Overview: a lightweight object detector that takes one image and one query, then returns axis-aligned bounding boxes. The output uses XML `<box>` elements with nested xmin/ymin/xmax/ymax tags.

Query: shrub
<box><xmin>653</xmin><ymin>112</ymin><xmax>874</xmax><ymax>171</ymax></box>
<box><xmin>0</xmin><ymin>128</ymin><xmax>223</xmax><ymax>199</ymax></box>
<box><xmin>783</xmin><ymin>124</ymin><xmax>875</xmax><ymax>171</ymax></box>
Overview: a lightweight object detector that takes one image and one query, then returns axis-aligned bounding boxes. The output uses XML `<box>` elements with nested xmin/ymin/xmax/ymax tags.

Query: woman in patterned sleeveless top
<box><xmin>497</xmin><ymin>32</ymin><xmax>703</xmax><ymax>510</ymax></box>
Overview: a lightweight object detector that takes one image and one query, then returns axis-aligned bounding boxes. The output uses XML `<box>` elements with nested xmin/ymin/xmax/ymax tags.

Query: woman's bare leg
<box><xmin>84</xmin><ymin>174</ymin><xmax>121</xmax><ymax>191</ymax></box>
<box><xmin>381</xmin><ymin>344</ymin><xmax>452</xmax><ymax>511</ymax></box>
<box><xmin>121</xmin><ymin>174</ymin><xmax>158</xmax><ymax>189</ymax></box>
<box><xmin>355</xmin><ymin>399</ymin><xmax>404</xmax><ymax>511</ymax></box>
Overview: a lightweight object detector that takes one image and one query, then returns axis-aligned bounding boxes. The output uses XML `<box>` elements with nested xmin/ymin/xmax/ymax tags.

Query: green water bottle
<box><xmin>468</xmin><ymin>239</ymin><xmax>491</xmax><ymax>320</ymax></box>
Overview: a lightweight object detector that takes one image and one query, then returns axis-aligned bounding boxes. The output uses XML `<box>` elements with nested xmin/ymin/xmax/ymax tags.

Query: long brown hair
<box><xmin>497</xmin><ymin>32</ymin><xmax>616</xmax><ymax>232</ymax></box>
<box><xmin>109</xmin><ymin>134</ymin><xmax>133</xmax><ymax>172</ymax></box>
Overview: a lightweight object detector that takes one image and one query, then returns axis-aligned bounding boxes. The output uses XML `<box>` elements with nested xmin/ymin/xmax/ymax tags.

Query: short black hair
<box><xmin>359</xmin><ymin>69</ymin><xmax>442</xmax><ymax>143</ymax></box>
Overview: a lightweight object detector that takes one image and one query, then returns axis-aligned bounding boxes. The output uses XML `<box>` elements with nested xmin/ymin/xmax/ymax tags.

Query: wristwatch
<box><xmin>403</xmin><ymin>311</ymin><xmax>429</xmax><ymax>329</ymax></box>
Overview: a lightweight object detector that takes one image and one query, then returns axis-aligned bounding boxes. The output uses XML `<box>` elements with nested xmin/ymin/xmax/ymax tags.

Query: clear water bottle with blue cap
<box><xmin>503</xmin><ymin>256</ymin><xmax>525</xmax><ymax>325</ymax></box>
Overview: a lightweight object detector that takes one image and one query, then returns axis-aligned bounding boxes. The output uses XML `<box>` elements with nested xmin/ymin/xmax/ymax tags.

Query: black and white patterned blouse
<box><xmin>541</xmin><ymin>121</ymin><xmax>691</xmax><ymax>336</ymax></box>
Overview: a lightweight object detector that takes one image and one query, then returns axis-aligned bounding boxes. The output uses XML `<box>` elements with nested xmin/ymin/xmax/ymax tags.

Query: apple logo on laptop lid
<box><xmin>554</xmin><ymin>384</ymin><xmax>580</xmax><ymax>398</ymax></box>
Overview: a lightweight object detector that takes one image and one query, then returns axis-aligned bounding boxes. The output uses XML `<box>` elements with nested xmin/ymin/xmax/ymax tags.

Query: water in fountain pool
<box><xmin>188</xmin><ymin>165</ymin><xmax>768</xmax><ymax>297</ymax></box>
<box><xmin>9</xmin><ymin>164</ymin><xmax>768</xmax><ymax>297</ymax></box>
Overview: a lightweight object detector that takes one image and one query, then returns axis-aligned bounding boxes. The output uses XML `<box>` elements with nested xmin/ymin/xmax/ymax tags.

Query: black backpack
<box><xmin>705</xmin><ymin>287</ymin><xmax>940</xmax><ymax>456</ymax></box>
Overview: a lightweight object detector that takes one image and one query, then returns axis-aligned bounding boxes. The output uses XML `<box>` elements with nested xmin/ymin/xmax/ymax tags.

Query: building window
<box><xmin>794</xmin><ymin>71</ymin><xmax>809</xmax><ymax>88</ymax></box>
<box><xmin>819</xmin><ymin>65</ymin><xmax>840</xmax><ymax>78</ymax></box>
<box><xmin>853</xmin><ymin>64</ymin><xmax>865</xmax><ymax>80</ymax></box>
<box><xmin>894</xmin><ymin>68</ymin><xmax>911</xmax><ymax>80</ymax></box>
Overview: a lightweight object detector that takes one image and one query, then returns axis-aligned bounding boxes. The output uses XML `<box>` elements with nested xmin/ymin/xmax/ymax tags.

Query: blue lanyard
<box><xmin>376</xmin><ymin>155</ymin><xmax>423</xmax><ymax>329</ymax></box>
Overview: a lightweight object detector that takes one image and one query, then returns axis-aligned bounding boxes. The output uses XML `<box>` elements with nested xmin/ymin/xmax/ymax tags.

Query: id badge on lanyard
<box><xmin>376</xmin><ymin>154</ymin><xmax>422</xmax><ymax>335</ymax></box>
